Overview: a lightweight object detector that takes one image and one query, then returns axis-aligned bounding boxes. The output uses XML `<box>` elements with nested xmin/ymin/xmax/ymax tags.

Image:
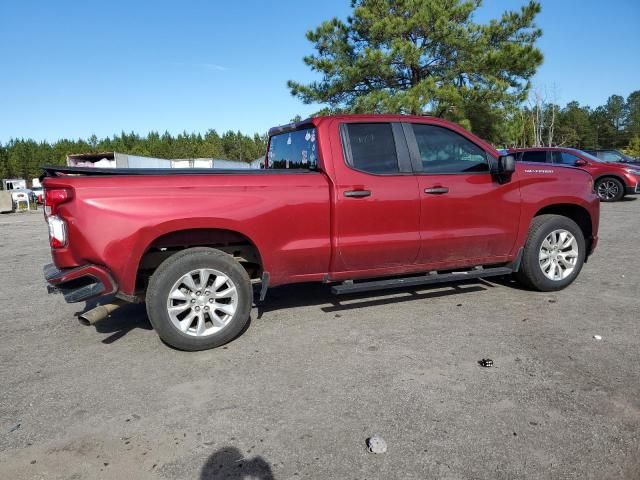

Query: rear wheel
<box><xmin>595</xmin><ymin>177</ymin><xmax>624</xmax><ymax>202</ymax></box>
<box><xmin>514</xmin><ymin>214</ymin><xmax>586</xmax><ymax>291</ymax></box>
<box><xmin>146</xmin><ymin>247</ymin><xmax>252</xmax><ymax>351</ymax></box>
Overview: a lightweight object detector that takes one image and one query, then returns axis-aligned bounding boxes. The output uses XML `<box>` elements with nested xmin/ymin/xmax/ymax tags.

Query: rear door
<box><xmin>405</xmin><ymin>122</ymin><xmax>521</xmax><ymax>266</ymax></box>
<box><xmin>331</xmin><ymin>122</ymin><xmax>421</xmax><ymax>271</ymax></box>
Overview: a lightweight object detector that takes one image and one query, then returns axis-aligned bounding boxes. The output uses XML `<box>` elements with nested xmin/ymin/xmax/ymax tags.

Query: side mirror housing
<box><xmin>575</xmin><ymin>159</ymin><xmax>588</xmax><ymax>167</ymax></box>
<box><xmin>498</xmin><ymin>154</ymin><xmax>516</xmax><ymax>174</ymax></box>
<box><xmin>492</xmin><ymin>154</ymin><xmax>516</xmax><ymax>183</ymax></box>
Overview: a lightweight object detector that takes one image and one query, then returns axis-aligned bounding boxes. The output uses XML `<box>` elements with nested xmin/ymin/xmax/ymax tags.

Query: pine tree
<box><xmin>288</xmin><ymin>0</ymin><xmax>543</xmax><ymax>143</ymax></box>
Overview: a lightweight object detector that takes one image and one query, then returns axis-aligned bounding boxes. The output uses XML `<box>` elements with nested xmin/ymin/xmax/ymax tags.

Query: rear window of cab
<box><xmin>267</xmin><ymin>127</ymin><xmax>318</xmax><ymax>169</ymax></box>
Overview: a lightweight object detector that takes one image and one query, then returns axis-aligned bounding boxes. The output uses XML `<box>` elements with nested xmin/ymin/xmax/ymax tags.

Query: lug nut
<box><xmin>204</xmin><ymin>290</ymin><xmax>210</xmax><ymax>295</ymax></box>
<box><xmin>204</xmin><ymin>306</ymin><xmax>209</xmax><ymax>311</ymax></box>
<box><xmin>191</xmin><ymin>299</ymin><xmax>196</xmax><ymax>303</ymax></box>
<box><xmin>196</xmin><ymin>291</ymin><xmax>201</xmax><ymax>296</ymax></box>
<box><xmin>209</xmin><ymin>298</ymin><xmax>214</xmax><ymax>303</ymax></box>
<box><xmin>195</xmin><ymin>306</ymin><xmax>200</xmax><ymax>312</ymax></box>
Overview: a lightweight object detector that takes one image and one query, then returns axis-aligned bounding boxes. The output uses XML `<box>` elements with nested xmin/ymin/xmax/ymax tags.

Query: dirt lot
<box><xmin>1</xmin><ymin>202</ymin><xmax>639</xmax><ymax>480</ymax></box>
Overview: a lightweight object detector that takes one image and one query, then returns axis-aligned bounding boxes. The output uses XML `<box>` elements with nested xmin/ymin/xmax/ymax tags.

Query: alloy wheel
<box><xmin>166</xmin><ymin>268</ymin><xmax>238</xmax><ymax>337</ymax></box>
<box><xmin>597</xmin><ymin>180</ymin><xmax>620</xmax><ymax>201</ymax></box>
<box><xmin>539</xmin><ymin>229</ymin><xmax>579</xmax><ymax>281</ymax></box>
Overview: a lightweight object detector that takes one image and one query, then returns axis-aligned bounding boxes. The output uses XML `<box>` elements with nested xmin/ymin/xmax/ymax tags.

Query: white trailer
<box><xmin>2</xmin><ymin>179</ymin><xmax>26</xmax><ymax>190</ymax></box>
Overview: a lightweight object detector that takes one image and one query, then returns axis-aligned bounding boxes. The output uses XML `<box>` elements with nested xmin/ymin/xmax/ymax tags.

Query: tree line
<box><xmin>2</xmin><ymin>89</ymin><xmax>637</xmax><ymax>187</ymax></box>
<box><xmin>0</xmin><ymin>130</ymin><xmax>268</xmax><ymax>184</ymax></box>
<box><xmin>506</xmin><ymin>91</ymin><xmax>640</xmax><ymax>154</ymax></box>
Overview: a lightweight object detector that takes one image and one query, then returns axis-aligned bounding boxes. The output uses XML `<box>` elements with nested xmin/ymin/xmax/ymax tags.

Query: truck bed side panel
<box><xmin>45</xmin><ymin>173</ymin><xmax>331</xmax><ymax>294</ymax></box>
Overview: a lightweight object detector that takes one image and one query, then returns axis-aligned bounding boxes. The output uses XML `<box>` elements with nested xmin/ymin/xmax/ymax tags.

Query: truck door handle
<box><xmin>344</xmin><ymin>190</ymin><xmax>371</xmax><ymax>198</ymax></box>
<box><xmin>424</xmin><ymin>186</ymin><xmax>449</xmax><ymax>195</ymax></box>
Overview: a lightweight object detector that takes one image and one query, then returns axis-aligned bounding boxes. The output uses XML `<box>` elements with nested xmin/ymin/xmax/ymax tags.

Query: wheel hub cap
<box><xmin>166</xmin><ymin>268</ymin><xmax>238</xmax><ymax>337</ymax></box>
<box><xmin>597</xmin><ymin>180</ymin><xmax>619</xmax><ymax>200</ymax></box>
<box><xmin>539</xmin><ymin>229</ymin><xmax>579</xmax><ymax>281</ymax></box>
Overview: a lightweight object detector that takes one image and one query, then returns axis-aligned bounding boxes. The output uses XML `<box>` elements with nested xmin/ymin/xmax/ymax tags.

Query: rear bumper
<box><xmin>44</xmin><ymin>263</ymin><xmax>117</xmax><ymax>303</ymax></box>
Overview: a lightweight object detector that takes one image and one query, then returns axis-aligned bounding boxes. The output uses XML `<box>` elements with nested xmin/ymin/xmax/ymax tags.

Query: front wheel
<box><xmin>146</xmin><ymin>247</ymin><xmax>253</xmax><ymax>351</ymax></box>
<box><xmin>514</xmin><ymin>214</ymin><xmax>586</xmax><ymax>291</ymax></box>
<box><xmin>595</xmin><ymin>177</ymin><xmax>624</xmax><ymax>202</ymax></box>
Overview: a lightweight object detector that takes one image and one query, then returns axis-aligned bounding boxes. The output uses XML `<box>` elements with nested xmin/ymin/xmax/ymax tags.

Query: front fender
<box><xmin>515</xmin><ymin>167</ymin><xmax>599</xmax><ymax>251</ymax></box>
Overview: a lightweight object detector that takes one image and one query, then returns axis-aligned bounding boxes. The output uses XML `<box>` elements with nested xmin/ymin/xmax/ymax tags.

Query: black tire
<box><xmin>595</xmin><ymin>177</ymin><xmax>624</xmax><ymax>202</ymax></box>
<box><xmin>146</xmin><ymin>247</ymin><xmax>252</xmax><ymax>351</ymax></box>
<box><xmin>513</xmin><ymin>214</ymin><xmax>586</xmax><ymax>292</ymax></box>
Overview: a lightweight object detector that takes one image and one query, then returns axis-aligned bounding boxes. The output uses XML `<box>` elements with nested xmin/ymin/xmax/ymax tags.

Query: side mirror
<box><xmin>498</xmin><ymin>154</ymin><xmax>516</xmax><ymax>174</ymax></box>
<box><xmin>492</xmin><ymin>155</ymin><xmax>515</xmax><ymax>183</ymax></box>
<box><xmin>575</xmin><ymin>159</ymin><xmax>588</xmax><ymax>167</ymax></box>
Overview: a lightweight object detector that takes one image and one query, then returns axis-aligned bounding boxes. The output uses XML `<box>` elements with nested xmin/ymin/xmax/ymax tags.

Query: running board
<box><xmin>331</xmin><ymin>266</ymin><xmax>513</xmax><ymax>295</ymax></box>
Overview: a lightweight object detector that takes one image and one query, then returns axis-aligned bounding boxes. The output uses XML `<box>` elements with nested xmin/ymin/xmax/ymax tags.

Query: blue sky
<box><xmin>1</xmin><ymin>0</ymin><xmax>638</xmax><ymax>142</ymax></box>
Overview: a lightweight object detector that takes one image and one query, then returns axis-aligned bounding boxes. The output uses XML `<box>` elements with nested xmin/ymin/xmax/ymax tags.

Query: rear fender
<box><xmin>121</xmin><ymin>218</ymin><xmax>265</xmax><ymax>295</ymax></box>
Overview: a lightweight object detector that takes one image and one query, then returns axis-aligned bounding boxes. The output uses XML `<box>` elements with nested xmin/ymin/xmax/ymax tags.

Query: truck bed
<box><xmin>40</xmin><ymin>165</ymin><xmax>314</xmax><ymax>179</ymax></box>
<box><xmin>41</xmin><ymin>166</ymin><xmax>333</xmax><ymax>295</ymax></box>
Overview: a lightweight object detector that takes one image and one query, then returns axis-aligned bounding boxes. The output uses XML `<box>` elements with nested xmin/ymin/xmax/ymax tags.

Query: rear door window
<box><xmin>521</xmin><ymin>151</ymin><xmax>548</xmax><ymax>163</ymax></box>
<box><xmin>343</xmin><ymin>123</ymin><xmax>400</xmax><ymax>174</ymax></box>
<box><xmin>267</xmin><ymin>127</ymin><xmax>318</xmax><ymax>169</ymax></box>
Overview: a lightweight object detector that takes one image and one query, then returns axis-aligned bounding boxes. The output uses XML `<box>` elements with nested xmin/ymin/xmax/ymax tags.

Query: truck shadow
<box><xmin>75</xmin><ymin>298</ymin><xmax>152</xmax><ymax>344</ymax></box>
<box><xmin>480</xmin><ymin>274</ymin><xmax>531</xmax><ymax>291</ymax></box>
<box><xmin>200</xmin><ymin>446</ymin><xmax>274</xmax><ymax>479</ymax></box>
<box><xmin>256</xmin><ymin>278</ymin><xmax>493</xmax><ymax>319</ymax></box>
<box><xmin>74</xmin><ymin>278</ymin><xmax>496</xmax><ymax>345</ymax></box>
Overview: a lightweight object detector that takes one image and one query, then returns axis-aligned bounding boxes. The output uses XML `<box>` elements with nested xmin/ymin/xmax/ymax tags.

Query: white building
<box><xmin>66</xmin><ymin>152</ymin><xmax>264</xmax><ymax>169</ymax></box>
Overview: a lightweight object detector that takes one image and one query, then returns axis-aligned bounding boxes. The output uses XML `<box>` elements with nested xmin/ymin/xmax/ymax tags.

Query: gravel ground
<box><xmin>1</xmin><ymin>202</ymin><xmax>639</xmax><ymax>480</ymax></box>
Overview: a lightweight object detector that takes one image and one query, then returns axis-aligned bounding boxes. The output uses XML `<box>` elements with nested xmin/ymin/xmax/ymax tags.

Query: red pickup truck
<box><xmin>43</xmin><ymin>114</ymin><xmax>600</xmax><ymax>351</ymax></box>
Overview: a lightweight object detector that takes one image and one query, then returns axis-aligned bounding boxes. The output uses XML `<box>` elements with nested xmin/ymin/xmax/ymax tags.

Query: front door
<box><xmin>405</xmin><ymin>123</ymin><xmax>521</xmax><ymax>266</ymax></box>
<box><xmin>332</xmin><ymin>121</ymin><xmax>421</xmax><ymax>272</ymax></box>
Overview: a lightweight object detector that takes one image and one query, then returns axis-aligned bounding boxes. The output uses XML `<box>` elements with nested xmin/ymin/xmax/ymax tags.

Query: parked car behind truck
<box><xmin>509</xmin><ymin>147</ymin><xmax>640</xmax><ymax>202</ymax></box>
<box><xmin>42</xmin><ymin>114</ymin><xmax>600</xmax><ymax>351</ymax></box>
<box><xmin>31</xmin><ymin>186</ymin><xmax>44</xmax><ymax>204</ymax></box>
<box><xmin>584</xmin><ymin>149</ymin><xmax>640</xmax><ymax>165</ymax></box>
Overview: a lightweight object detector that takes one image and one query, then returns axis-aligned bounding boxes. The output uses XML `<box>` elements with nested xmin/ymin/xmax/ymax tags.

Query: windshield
<box><xmin>601</xmin><ymin>150</ymin><xmax>633</xmax><ymax>162</ymax></box>
<box><xmin>572</xmin><ymin>149</ymin><xmax>602</xmax><ymax>162</ymax></box>
<box><xmin>267</xmin><ymin>127</ymin><xmax>318</xmax><ymax>169</ymax></box>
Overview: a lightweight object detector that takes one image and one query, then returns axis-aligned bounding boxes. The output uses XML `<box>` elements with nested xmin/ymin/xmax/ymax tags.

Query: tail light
<box><xmin>44</xmin><ymin>188</ymin><xmax>73</xmax><ymax>216</ymax></box>
<box><xmin>47</xmin><ymin>215</ymin><xmax>68</xmax><ymax>248</ymax></box>
<box><xmin>44</xmin><ymin>188</ymin><xmax>73</xmax><ymax>248</ymax></box>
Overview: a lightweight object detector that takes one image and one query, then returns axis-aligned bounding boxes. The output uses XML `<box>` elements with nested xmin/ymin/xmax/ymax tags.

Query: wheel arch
<box><xmin>594</xmin><ymin>174</ymin><xmax>626</xmax><ymax>189</ymax></box>
<box><xmin>134</xmin><ymin>227</ymin><xmax>264</xmax><ymax>295</ymax></box>
<box><xmin>533</xmin><ymin>203</ymin><xmax>593</xmax><ymax>252</ymax></box>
